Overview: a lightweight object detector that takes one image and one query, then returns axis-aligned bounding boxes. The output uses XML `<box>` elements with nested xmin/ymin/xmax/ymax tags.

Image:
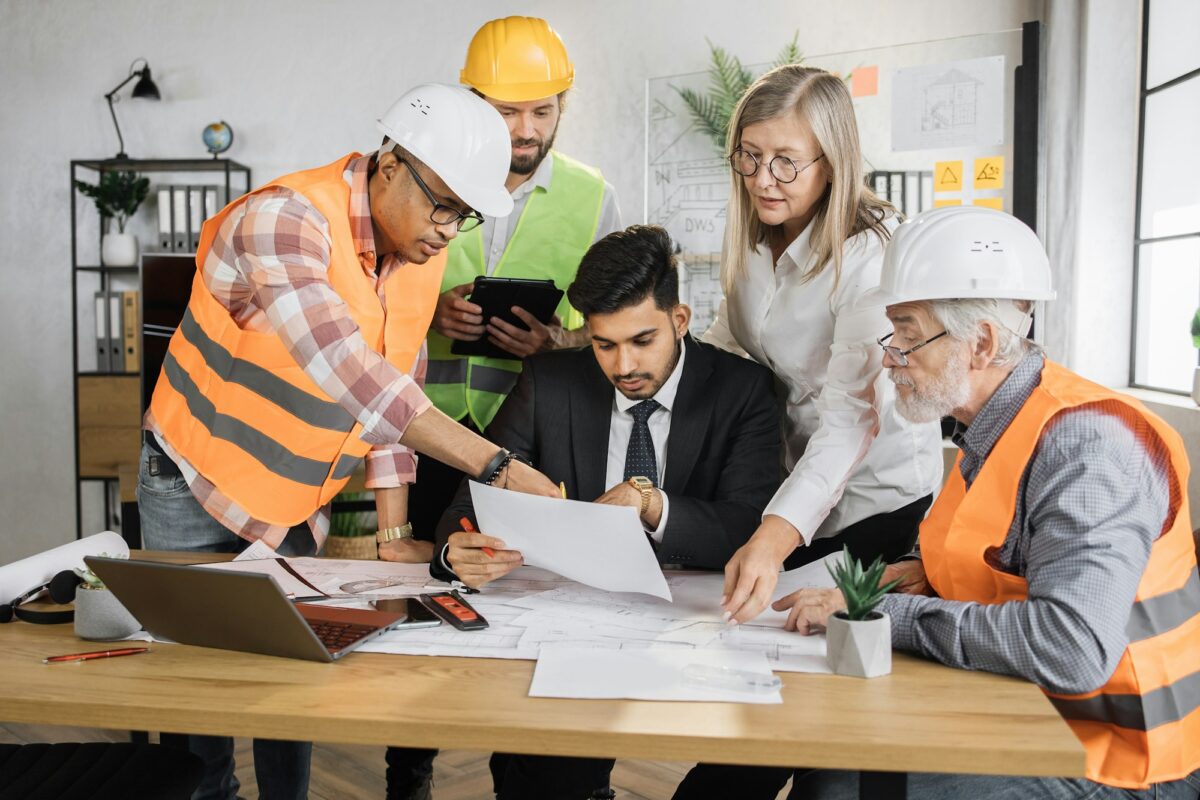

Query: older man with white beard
<box><xmin>764</xmin><ymin>207</ymin><xmax>1200</xmax><ymax>800</ymax></box>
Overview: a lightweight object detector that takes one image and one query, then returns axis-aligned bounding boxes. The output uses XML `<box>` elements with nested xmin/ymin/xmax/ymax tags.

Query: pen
<box><xmin>559</xmin><ymin>481</ymin><xmax>567</xmax><ymax>499</ymax></box>
<box><xmin>460</xmin><ymin>517</ymin><xmax>495</xmax><ymax>559</ymax></box>
<box><xmin>43</xmin><ymin>647</ymin><xmax>149</xmax><ymax>664</ymax></box>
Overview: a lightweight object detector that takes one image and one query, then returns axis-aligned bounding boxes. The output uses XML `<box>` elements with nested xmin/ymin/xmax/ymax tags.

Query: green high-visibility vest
<box><xmin>426</xmin><ymin>151</ymin><xmax>606</xmax><ymax>431</ymax></box>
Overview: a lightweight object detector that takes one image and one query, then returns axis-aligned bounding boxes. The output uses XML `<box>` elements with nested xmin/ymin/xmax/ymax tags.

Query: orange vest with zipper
<box><xmin>149</xmin><ymin>153</ymin><xmax>444</xmax><ymax>526</ymax></box>
<box><xmin>920</xmin><ymin>360</ymin><xmax>1200</xmax><ymax>789</ymax></box>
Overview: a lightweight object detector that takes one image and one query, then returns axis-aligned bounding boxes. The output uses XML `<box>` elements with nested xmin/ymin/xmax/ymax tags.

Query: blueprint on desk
<box><xmin>288</xmin><ymin>555</ymin><xmax>837</xmax><ymax>673</ymax></box>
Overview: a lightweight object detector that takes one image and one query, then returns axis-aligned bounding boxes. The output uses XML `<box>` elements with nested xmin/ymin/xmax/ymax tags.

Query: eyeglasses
<box><xmin>399</xmin><ymin>159</ymin><xmax>484</xmax><ymax>232</ymax></box>
<box><xmin>729</xmin><ymin>149</ymin><xmax>824</xmax><ymax>184</ymax></box>
<box><xmin>877</xmin><ymin>330</ymin><xmax>948</xmax><ymax>367</ymax></box>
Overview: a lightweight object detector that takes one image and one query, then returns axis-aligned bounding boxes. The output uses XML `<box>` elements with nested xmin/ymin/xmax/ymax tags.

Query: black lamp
<box><xmin>105</xmin><ymin>58</ymin><xmax>161</xmax><ymax>159</ymax></box>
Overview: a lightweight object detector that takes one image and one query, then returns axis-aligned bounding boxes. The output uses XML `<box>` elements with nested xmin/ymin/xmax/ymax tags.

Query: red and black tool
<box><xmin>418</xmin><ymin>590</ymin><xmax>489</xmax><ymax>630</ymax></box>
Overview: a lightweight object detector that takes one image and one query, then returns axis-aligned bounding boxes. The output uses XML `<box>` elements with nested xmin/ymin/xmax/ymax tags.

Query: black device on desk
<box><xmin>450</xmin><ymin>276</ymin><xmax>564</xmax><ymax>360</ymax></box>
<box><xmin>419</xmin><ymin>590</ymin><xmax>489</xmax><ymax>630</ymax></box>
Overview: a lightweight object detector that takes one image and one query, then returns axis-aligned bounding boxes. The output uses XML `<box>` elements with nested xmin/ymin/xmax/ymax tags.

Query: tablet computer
<box><xmin>451</xmin><ymin>276</ymin><xmax>565</xmax><ymax>361</ymax></box>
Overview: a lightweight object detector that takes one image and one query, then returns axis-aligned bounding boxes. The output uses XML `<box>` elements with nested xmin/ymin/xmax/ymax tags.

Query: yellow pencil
<box><xmin>559</xmin><ymin>481</ymin><xmax>567</xmax><ymax>499</ymax></box>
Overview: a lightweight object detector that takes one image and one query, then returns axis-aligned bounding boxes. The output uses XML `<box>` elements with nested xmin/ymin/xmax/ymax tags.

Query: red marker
<box><xmin>44</xmin><ymin>647</ymin><xmax>149</xmax><ymax>664</ymax></box>
<box><xmin>460</xmin><ymin>517</ymin><xmax>494</xmax><ymax>559</ymax></box>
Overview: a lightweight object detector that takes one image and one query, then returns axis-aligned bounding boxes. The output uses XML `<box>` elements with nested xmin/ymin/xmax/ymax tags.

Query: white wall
<box><xmin>0</xmin><ymin>0</ymin><xmax>1040</xmax><ymax>562</ymax></box>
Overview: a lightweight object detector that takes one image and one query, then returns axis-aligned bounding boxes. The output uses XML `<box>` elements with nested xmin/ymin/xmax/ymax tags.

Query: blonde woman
<box><xmin>707</xmin><ymin>65</ymin><xmax>944</xmax><ymax>628</ymax></box>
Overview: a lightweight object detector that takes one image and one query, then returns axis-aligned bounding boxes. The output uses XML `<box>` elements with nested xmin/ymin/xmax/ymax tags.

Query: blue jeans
<box><xmin>137</xmin><ymin>438</ymin><xmax>315</xmax><ymax>800</ymax></box>
<box><xmin>787</xmin><ymin>768</ymin><xmax>1200</xmax><ymax>799</ymax></box>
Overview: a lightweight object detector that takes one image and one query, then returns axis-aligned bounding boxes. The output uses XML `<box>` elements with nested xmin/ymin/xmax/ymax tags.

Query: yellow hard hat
<box><xmin>461</xmin><ymin>16</ymin><xmax>574</xmax><ymax>102</ymax></box>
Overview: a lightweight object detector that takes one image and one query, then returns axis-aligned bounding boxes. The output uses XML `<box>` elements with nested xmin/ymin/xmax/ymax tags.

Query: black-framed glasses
<box><xmin>877</xmin><ymin>331</ymin><xmax>949</xmax><ymax>367</ymax></box>
<box><xmin>399</xmin><ymin>159</ymin><xmax>484</xmax><ymax>232</ymax></box>
<box><xmin>729</xmin><ymin>149</ymin><xmax>824</xmax><ymax>184</ymax></box>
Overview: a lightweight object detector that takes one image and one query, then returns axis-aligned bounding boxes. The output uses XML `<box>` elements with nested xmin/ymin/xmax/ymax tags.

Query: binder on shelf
<box><xmin>122</xmin><ymin>290</ymin><xmax>140</xmax><ymax>374</ymax></box>
<box><xmin>109</xmin><ymin>292</ymin><xmax>124</xmax><ymax>372</ymax></box>
<box><xmin>157</xmin><ymin>189</ymin><xmax>172</xmax><ymax>251</ymax></box>
<box><xmin>94</xmin><ymin>292</ymin><xmax>109</xmax><ymax>372</ymax></box>
<box><xmin>172</xmin><ymin>188</ymin><xmax>188</xmax><ymax>252</ymax></box>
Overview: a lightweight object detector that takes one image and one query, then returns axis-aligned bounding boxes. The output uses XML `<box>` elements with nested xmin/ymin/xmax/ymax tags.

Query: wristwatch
<box><xmin>376</xmin><ymin>523</ymin><xmax>414</xmax><ymax>544</ymax></box>
<box><xmin>627</xmin><ymin>476</ymin><xmax>655</xmax><ymax>518</ymax></box>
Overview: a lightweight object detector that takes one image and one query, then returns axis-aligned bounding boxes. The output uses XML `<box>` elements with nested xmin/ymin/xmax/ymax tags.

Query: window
<box><xmin>1132</xmin><ymin>0</ymin><xmax>1200</xmax><ymax>393</ymax></box>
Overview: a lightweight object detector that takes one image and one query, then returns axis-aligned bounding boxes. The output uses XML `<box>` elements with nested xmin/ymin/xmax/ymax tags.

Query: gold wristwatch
<box><xmin>376</xmin><ymin>523</ymin><xmax>414</xmax><ymax>544</ymax></box>
<box><xmin>627</xmin><ymin>476</ymin><xmax>655</xmax><ymax>518</ymax></box>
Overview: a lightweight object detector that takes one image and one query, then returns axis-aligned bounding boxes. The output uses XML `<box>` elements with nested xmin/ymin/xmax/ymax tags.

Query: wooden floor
<box><xmin>0</xmin><ymin>724</ymin><xmax>792</xmax><ymax>799</ymax></box>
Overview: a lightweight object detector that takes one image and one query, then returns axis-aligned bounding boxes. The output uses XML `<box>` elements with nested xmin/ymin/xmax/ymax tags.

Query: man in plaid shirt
<box><xmin>140</xmin><ymin>84</ymin><xmax>559</xmax><ymax>800</ymax></box>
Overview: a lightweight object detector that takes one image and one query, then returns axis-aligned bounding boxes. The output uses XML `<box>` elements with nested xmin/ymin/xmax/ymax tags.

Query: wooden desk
<box><xmin>0</xmin><ymin>552</ymin><xmax>1085</xmax><ymax>796</ymax></box>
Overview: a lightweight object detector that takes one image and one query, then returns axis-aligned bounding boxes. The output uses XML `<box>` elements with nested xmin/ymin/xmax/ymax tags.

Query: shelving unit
<box><xmin>70</xmin><ymin>157</ymin><xmax>251</xmax><ymax>542</ymax></box>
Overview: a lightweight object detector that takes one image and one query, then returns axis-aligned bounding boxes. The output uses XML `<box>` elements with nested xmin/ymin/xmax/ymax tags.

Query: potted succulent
<box><xmin>1191</xmin><ymin>308</ymin><xmax>1200</xmax><ymax>406</ymax></box>
<box><xmin>73</xmin><ymin>555</ymin><xmax>141</xmax><ymax>641</ymax></box>
<box><xmin>323</xmin><ymin>491</ymin><xmax>379</xmax><ymax>560</ymax></box>
<box><xmin>825</xmin><ymin>547</ymin><xmax>899</xmax><ymax>678</ymax></box>
<box><xmin>74</xmin><ymin>171</ymin><xmax>150</xmax><ymax>266</ymax></box>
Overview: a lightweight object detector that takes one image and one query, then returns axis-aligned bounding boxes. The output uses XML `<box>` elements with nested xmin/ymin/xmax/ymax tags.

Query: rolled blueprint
<box><xmin>0</xmin><ymin>531</ymin><xmax>129</xmax><ymax>605</ymax></box>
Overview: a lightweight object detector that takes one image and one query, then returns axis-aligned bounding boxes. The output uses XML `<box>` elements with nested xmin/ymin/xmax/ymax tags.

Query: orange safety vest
<box><xmin>149</xmin><ymin>153</ymin><xmax>444</xmax><ymax>526</ymax></box>
<box><xmin>920</xmin><ymin>360</ymin><xmax>1200</xmax><ymax>789</ymax></box>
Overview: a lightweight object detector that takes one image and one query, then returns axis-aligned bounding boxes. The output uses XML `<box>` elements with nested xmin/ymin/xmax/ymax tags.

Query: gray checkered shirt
<box><xmin>879</xmin><ymin>351</ymin><xmax>1171</xmax><ymax>695</ymax></box>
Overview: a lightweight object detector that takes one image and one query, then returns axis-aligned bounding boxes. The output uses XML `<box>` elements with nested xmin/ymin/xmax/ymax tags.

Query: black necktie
<box><xmin>623</xmin><ymin>399</ymin><xmax>661</xmax><ymax>486</ymax></box>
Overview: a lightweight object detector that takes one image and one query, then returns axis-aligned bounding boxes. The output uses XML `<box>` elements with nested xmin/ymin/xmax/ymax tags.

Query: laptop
<box><xmin>85</xmin><ymin>557</ymin><xmax>406</xmax><ymax>663</ymax></box>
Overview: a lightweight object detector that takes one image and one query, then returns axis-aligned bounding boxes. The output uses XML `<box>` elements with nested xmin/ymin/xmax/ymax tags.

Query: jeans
<box><xmin>786</xmin><ymin>768</ymin><xmax>1200</xmax><ymax>800</ymax></box>
<box><xmin>137</xmin><ymin>437</ymin><xmax>315</xmax><ymax>800</ymax></box>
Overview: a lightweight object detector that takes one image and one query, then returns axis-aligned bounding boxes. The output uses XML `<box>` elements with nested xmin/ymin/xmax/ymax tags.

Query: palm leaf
<box><xmin>773</xmin><ymin>32</ymin><xmax>802</xmax><ymax>68</ymax></box>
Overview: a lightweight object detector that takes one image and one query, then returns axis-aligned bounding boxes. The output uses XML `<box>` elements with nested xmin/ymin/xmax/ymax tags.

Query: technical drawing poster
<box><xmin>646</xmin><ymin>71</ymin><xmax>731</xmax><ymax>334</ymax></box>
<box><xmin>891</xmin><ymin>56</ymin><xmax>1005</xmax><ymax>151</ymax></box>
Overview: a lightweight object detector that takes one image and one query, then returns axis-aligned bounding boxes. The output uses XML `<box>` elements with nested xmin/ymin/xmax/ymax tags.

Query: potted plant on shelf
<box><xmin>825</xmin><ymin>547</ymin><xmax>899</xmax><ymax>678</ymax></box>
<box><xmin>1191</xmin><ymin>307</ymin><xmax>1200</xmax><ymax>406</ymax></box>
<box><xmin>74</xmin><ymin>171</ymin><xmax>150</xmax><ymax>266</ymax></box>
<box><xmin>324</xmin><ymin>491</ymin><xmax>379</xmax><ymax>560</ymax></box>
<box><xmin>73</xmin><ymin>554</ymin><xmax>141</xmax><ymax>641</ymax></box>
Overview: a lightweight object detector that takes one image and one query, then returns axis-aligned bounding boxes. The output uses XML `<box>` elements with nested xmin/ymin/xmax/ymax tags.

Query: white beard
<box><xmin>890</xmin><ymin>354</ymin><xmax>971</xmax><ymax>423</ymax></box>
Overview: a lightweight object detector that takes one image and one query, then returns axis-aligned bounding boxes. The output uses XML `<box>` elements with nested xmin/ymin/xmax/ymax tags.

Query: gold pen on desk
<box><xmin>559</xmin><ymin>481</ymin><xmax>567</xmax><ymax>499</ymax></box>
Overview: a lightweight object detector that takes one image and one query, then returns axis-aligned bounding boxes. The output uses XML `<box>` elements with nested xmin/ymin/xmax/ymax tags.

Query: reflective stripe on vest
<box><xmin>919</xmin><ymin>360</ymin><xmax>1200</xmax><ymax>789</ymax></box>
<box><xmin>426</xmin><ymin>151</ymin><xmax>605</xmax><ymax>430</ymax></box>
<box><xmin>149</xmin><ymin>153</ymin><xmax>443</xmax><ymax>525</ymax></box>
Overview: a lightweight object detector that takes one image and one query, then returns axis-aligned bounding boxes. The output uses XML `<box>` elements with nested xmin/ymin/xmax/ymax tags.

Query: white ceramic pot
<box><xmin>1192</xmin><ymin>366</ymin><xmax>1200</xmax><ymax>407</ymax></box>
<box><xmin>101</xmin><ymin>232</ymin><xmax>138</xmax><ymax>267</ymax></box>
<box><xmin>74</xmin><ymin>586</ymin><xmax>141</xmax><ymax>641</ymax></box>
<box><xmin>825</xmin><ymin>610</ymin><xmax>892</xmax><ymax>678</ymax></box>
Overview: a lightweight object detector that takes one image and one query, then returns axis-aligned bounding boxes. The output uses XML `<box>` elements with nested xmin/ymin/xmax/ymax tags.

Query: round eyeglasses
<box><xmin>877</xmin><ymin>330</ymin><xmax>948</xmax><ymax>367</ymax></box>
<box><xmin>399</xmin><ymin>159</ymin><xmax>484</xmax><ymax>232</ymax></box>
<box><xmin>729</xmin><ymin>149</ymin><xmax>824</xmax><ymax>184</ymax></box>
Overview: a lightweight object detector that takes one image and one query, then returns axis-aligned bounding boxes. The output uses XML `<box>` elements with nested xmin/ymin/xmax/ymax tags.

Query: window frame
<box><xmin>1130</xmin><ymin>0</ymin><xmax>1200</xmax><ymax>394</ymax></box>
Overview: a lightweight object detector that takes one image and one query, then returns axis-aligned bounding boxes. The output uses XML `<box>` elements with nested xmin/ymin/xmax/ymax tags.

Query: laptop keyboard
<box><xmin>308</xmin><ymin>620</ymin><xmax>377</xmax><ymax>652</ymax></box>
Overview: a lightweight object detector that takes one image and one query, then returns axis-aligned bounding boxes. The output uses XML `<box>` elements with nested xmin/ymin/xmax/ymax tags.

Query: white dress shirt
<box><xmin>704</xmin><ymin>220</ymin><xmax>943</xmax><ymax>545</ymax></box>
<box><xmin>481</xmin><ymin>153</ymin><xmax>623</xmax><ymax>276</ymax></box>
<box><xmin>603</xmin><ymin>341</ymin><xmax>686</xmax><ymax>542</ymax></box>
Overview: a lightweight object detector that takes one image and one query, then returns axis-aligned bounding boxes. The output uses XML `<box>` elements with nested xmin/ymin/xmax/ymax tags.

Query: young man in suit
<box><xmin>417</xmin><ymin>224</ymin><xmax>783</xmax><ymax>800</ymax></box>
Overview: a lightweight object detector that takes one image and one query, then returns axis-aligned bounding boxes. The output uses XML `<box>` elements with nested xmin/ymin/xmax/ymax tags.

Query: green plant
<box><xmin>826</xmin><ymin>546</ymin><xmax>898</xmax><ymax>621</ymax></box>
<box><xmin>73</xmin><ymin>171</ymin><xmax>150</xmax><ymax>234</ymax></box>
<box><xmin>673</xmin><ymin>33</ymin><xmax>834</xmax><ymax>155</ymax></box>
<box><xmin>74</xmin><ymin>552</ymin><xmax>128</xmax><ymax>590</ymax></box>
<box><xmin>1191</xmin><ymin>307</ymin><xmax>1200</xmax><ymax>350</ymax></box>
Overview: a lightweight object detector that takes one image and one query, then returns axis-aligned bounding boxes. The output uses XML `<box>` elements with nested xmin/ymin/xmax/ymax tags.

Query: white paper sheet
<box><xmin>0</xmin><ymin>531</ymin><xmax>129</xmax><ymax>605</ymax></box>
<box><xmin>469</xmin><ymin>482</ymin><xmax>671</xmax><ymax>600</ymax></box>
<box><xmin>529</xmin><ymin>647</ymin><xmax>782</xmax><ymax>703</ymax></box>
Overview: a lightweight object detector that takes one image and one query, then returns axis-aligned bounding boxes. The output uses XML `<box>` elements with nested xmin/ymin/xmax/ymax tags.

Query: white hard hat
<box><xmin>863</xmin><ymin>206</ymin><xmax>1056</xmax><ymax>308</ymax></box>
<box><xmin>376</xmin><ymin>84</ymin><xmax>514</xmax><ymax>218</ymax></box>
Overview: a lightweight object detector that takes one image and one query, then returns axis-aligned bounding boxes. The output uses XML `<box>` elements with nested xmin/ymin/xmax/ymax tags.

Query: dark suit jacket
<box><xmin>432</xmin><ymin>335</ymin><xmax>782</xmax><ymax>573</ymax></box>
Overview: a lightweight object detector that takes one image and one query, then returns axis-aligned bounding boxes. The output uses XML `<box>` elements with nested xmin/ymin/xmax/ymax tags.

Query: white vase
<box><xmin>74</xmin><ymin>586</ymin><xmax>141</xmax><ymax>641</ymax></box>
<box><xmin>826</xmin><ymin>610</ymin><xmax>892</xmax><ymax>678</ymax></box>
<box><xmin>101</xmin><ymin>232</ymin><xmax>138</xmax><ymax>267</ymax></box>
<box><xmin>1192</xmin><ymin>367</ymin><xmax>1200</xmax><ymax>407</ymax></box>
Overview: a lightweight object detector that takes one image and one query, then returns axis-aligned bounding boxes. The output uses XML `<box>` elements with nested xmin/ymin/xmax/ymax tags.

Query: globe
<box><xmin>202</xmin><ymin>121</ymin><xmax>234</xmax><ymax>156</ymax></box>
